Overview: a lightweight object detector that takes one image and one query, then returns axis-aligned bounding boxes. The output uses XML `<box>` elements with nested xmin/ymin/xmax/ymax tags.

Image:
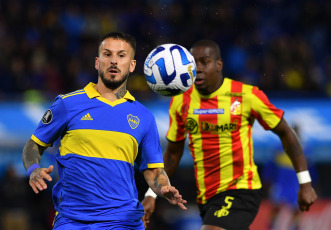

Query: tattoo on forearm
<box><xmin>22</xmin><ymin>139</ymin><xmax>43</xmax><ymax>170</ymax></box>
<box><xmin>153</xmin><ymin>169</ymin><xmax>168</xmax><ymax>189</ymax></box>
<box><xmin>115</xmin><ymin>85</ymin><xmax>127</xmax><ymax>99</ymax></box>
<box><xmin>31</xmin><ymin>169</ymin><xmax>42</xmax><ymax>182</ymax></box>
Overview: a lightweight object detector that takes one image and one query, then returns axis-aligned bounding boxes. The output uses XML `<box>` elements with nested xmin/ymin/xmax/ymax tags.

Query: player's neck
<box><xmin>94</xmin><ymin>82</ymin><xmax>127</xmax><ymax>102</ymax></box>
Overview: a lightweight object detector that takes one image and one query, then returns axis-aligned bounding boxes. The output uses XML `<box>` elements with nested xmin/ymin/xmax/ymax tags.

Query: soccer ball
<box><xmin>144</xmin><ymin>43</ymin><xmax>196</xmax><ymax>96</ymax></box>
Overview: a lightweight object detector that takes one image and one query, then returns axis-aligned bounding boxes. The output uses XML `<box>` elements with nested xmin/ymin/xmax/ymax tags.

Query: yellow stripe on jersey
<box><xmin>190</xmin><ymin>93</ymin><xmax>206</xmax><ymax>203</ymax></box>
<box><xmin>60</xmin><ymin>90</ymin><xmax>85</xmax><ymax>99</ymax></box>
<box><xmin>59</xmin><ymin>129</ymin><xmax>139</xmax><ymax>165</ymax></box>
<box><xmin>238</xmin><ymin>84</ymin><xmax>252</xmax><ymax>190</ymax></box>
<box><xmin>31</xmin><ymin>135</ymin><xmax>52</xmax><ymax>147</ymax></box>
<box><xmin>167</xmin><ymin>94</ymin><xmax>185</xmax><ymax>141</ymax></box>
<box><xmin>217</xmin><ymin>88</ymin><xmax>233</xmax><ymax>192</ymax></box>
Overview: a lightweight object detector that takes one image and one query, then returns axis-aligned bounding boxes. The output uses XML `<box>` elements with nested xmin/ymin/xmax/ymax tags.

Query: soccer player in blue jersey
<box><xmin>22</xmin><ymin>32</ymin><xmax>187</xmax><ymax>229</ymax></box>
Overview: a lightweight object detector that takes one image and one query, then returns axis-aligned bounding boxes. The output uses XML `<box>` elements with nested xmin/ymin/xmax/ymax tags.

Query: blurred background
<box><xmin>0</xmin><ymin>0</ymin><xmax>330</xmax><ymax>229</ymax></box>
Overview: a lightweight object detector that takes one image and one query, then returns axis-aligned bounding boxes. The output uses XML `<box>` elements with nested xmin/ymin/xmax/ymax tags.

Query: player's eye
<box><xmin>200</xmin><ymin>60</ymin><xmax>208</xmax><ymax>65</ymax></box>
<box><xmin>118</xmin><ymin>53</ymin><xmax>126</xmax><ymax>58</ymax></box>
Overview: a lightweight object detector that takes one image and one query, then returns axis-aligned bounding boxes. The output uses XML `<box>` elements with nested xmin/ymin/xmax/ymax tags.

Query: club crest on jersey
<box><xmin>127</xmin><ymin>114</ymin><xmax>140</xmax><ymax>129</ymax></box>
<box><xmin>42</xmin><ymin>109</ymin><xmax>53</xmax><ymax>124</ymax></box>
<box><xmin>230</xmin><ymin>99</ymin><xmax>242</xmax><ymax>115</ymax></box>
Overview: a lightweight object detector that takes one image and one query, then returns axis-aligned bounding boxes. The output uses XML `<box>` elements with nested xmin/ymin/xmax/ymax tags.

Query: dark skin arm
<box><xmin>272</xmin><ymin>118</ymin><xmax>318</xmax><ymax>211</ymax></box>
<box><xmin>22</xmin><ymin>139</ymin><xmax>53</xmax><ymax>194</ymax></box>
<box><xmin>163</xmin><ymin>139</ymin><xmax>186</xmax><ymax>177</ymax></box>
<box><xmin>141</xmin><ymin>140</ymin><xmax>185</xmax><ymax>228</ymax></box>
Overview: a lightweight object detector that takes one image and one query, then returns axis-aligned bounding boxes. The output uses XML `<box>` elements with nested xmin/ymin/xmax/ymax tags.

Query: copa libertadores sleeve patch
<box><xmin>42</xmin><ymin>109</ymin><xmax>53</xmax><ymax>124</ymax></box>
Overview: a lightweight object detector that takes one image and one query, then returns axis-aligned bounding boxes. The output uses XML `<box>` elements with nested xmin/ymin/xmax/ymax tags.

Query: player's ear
<box><xmin>216</xmin><ymin>59</ymin><xmax>223</xmax><ymax>72</ymax></box>
<box><xmin>95</xmin><ymin>57</ymin><xmax>99</xmax><ymax>70</ymax></box>
<box><xmin>129</xmin><ymin>59</ymin><xmax>136</xmax><ymax>73</ymax></box>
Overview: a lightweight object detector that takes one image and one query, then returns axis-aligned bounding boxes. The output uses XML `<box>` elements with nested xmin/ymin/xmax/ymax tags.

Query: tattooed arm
<box><xmin>143</xmin><ymin>168</ymin><xmax>187</xmax><ymax>210</ymax></box>
<box><xmin>22</xmin><ymin>139</ymin><xmax>54</xmax><ymax>194</ymax></box>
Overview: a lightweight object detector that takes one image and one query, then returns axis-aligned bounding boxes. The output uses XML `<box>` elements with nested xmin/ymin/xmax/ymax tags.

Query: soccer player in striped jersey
<box><xmin>142</xmin><ymin>40</ymin><xmax>317</xmax><ymax>230</ymax></box>
<box><xmin>22</xmin><ymin>32</ymin><xmax>186</xmax><ymax>230</ymax></box>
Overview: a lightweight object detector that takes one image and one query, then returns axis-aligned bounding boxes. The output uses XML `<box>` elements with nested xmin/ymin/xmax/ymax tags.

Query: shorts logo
<box><xmin>127</xmin><ymin>114</ymin><xmax>140</xmax><ymax>129</ymax></box>
<box><xmin>42</xmin><ymin>109</ymin><xmax>53</xmax><ymax>124</ymax></box>
<box><xmin>214</xmin><ymin>196</ymin><xmax>234</xmax><ymax>218</ymax></box>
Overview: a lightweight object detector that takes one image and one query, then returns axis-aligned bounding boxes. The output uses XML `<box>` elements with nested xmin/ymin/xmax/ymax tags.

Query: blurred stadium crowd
<box><xmin>1</xmin><ymin>0</ymin><xmax>331</xmax><ymax>229</ymax></box>
<box><xmin>0</xmin><ymin>0</ymin><xmax>330</xmax><ymax>101</ymax></box>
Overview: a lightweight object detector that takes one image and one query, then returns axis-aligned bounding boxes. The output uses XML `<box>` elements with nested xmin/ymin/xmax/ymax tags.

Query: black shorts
<box><xmin>198</xmin><ymin>189</ymin><xmax>263</xmax><ymax>230</ymax></box>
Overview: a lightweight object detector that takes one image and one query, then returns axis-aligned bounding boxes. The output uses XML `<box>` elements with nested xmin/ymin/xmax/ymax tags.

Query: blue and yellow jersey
<box><xmin>31</xmin><ymin>82</ymin><xmax>164</xmax><ymax>222</ymax></box>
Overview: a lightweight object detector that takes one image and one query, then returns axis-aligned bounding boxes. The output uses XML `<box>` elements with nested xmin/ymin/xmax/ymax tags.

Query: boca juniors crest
<box><xmin>127</xmin><ymin>114</ymin><xmax>140</xmax><ymax>129</ymax></box>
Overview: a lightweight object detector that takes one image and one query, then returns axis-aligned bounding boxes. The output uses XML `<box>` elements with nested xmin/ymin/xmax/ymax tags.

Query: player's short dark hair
<box><xmin>191</xmin><ymin>40</ymin><xmax>221</xmax><ymax>60</ymax></box>
<box><xmin>98</xmin><ymin>32</ymin><xmax>136</xmax><ymax>56</ymax></box>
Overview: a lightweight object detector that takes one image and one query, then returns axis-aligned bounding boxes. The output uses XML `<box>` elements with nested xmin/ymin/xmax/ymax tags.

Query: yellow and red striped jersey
<box><xmin>166</xmin><ymin>78</ymin><xmax>284</xmax><ymax>204</ymax></box>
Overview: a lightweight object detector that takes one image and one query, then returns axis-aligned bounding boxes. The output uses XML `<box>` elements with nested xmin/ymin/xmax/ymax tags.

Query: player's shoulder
<box><xmin>226</xmin><ymin>78</ymin><xmax>260</xmax><ymax>95</ymax></box>
<box><xmin>56</xmin><ymin>88</ymin><xmax>87</xmax><ymax>102</ymax></box>
<box><xmin>58</xmin><ymin>89</ymin><xmax>86</xmax><ymax>99</ymax></box>
<box><xmin>130</xmin><ymin>100</ymin><xmax>155</xmax><ymax>118</ymax></box>
<box><xmin>172</xmin><ymin>85</ymin><xmax>194</xmax><ymax>104</ymax></box>
<box><xmin>226</xmin><ymin>78</ymin><xmax>253</xmax><ymax>89</ymax></box>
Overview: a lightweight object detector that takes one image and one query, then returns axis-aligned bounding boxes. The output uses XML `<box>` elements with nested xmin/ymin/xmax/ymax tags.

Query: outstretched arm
<box><xmin>143</xmin><ymin>167</ymin><xmax>187</xmax><ymax>210</ymax></box>
<box><xmin>272</xmin><ymin>118</ymin><xmax>318</xmax><ymax>211</ymax></box>
<box><xmin>22</xmin><ymin>139</ymin><xmax>53</xmax><ymax>194</ymax></box>
<box><xmin>141</xmin><ymin>140</ymin><xmax>185</xmax><ymax>228</ymax></box>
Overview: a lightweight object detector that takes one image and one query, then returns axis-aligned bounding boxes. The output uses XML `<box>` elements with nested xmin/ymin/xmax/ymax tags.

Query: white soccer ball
<box><xmin>144</xmin><ymin>43</ymin><xmax>196</xmax><ymax>96</ymax></box>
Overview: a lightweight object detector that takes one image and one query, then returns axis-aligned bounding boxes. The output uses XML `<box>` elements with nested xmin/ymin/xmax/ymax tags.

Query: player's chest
<box><xmin>181</xmin><ymin>97</ymin><xmax>248</xmax><ymax>134</ymax></box>
<box><xmin>67</xmin><ymin>105</ymin><xmax>145</xmax><ymax>140</ymax></box>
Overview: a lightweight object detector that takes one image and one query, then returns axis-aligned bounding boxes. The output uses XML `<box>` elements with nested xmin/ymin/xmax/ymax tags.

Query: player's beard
<box><xmin>99</xmin><ymin>69</ymin><xmax>129</xmax><ymax>90</ymax></box>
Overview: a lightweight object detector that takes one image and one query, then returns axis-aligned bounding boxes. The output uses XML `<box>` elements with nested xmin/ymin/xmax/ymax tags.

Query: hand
<box><xmin>29</xmin><ymin>165</ymin><xmax>53</xmax><ymax>194</ymax></box>
<box><xmin>298</xmin><ymin>183</ymin><xmax>318</xmax><ymax>211</ymax></box>
<box><xmin>161</xmin><ymin>185</ymin><xmax>187</xmax><ymax>210</ymax></box>
<box><xmin>141</xmin><ymin>196</ymin><xmax>156</xmax><ymax>229</ymax></box>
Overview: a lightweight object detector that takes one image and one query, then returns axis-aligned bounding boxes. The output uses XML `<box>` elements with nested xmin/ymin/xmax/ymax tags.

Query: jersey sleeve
<box><xmin>250</xmin><ymin>86</ymin><xmax>284</xmax><ymax>130</ymax></box>
<box><xmin>31</xmin><ymin>96</ymin><xmax>69</xmax><ymax>147</ymax></box>
<box><xmin>166</xmin><ymin>96</ymin><xmax>187</xmax><ymax>142</ymax></box>
<box><xmin>136</xmin><ymin>115</ymin><xmax>164</xmax><ymax>172</ymax></box>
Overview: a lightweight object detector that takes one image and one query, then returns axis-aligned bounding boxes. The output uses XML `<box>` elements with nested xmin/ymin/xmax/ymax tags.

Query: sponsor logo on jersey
<box><xmin>193</xmin><ymin>109</ymin><xmax>224</xmax><ymax>114</ymax></box>
<box><xmin>184</xmin><ymin>118</ymin><xmax>198</xmax><ymax>134</ymax></box>
<box><xmin>42</xmin><ymin>109</ymin><xmax>53</xmax><ymax>124</ymax></box>
<box><xmin>185</xmin><ymin>118</ymin><xmax>238</xmax><ymax>134</ymax></box>
<box><xmin>81</xmin><ymin>113</ymin><xmax>93</xmax><ymax>120</ymax></box>
<box><xmin>200</xmin><ymin>121</ymin><xmax>238</xmax><ymax>133</ymax></box>
<box><xmin>127</xmin><ymin>114</ymin><xmax>140</xmax><ymax>129</ymax></box>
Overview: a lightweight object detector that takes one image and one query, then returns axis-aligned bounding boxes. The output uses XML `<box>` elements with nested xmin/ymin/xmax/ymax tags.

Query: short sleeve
<box><xmin>166</xmin><ymin>96</ymin><xmax>186</xmax><ymax>142</ymax></box>
<box><xmin>135</xmin><ymin>115</ymin><xmax>164</xmax><ymax>172</ymax></box>
<box><xmin>250</xmin><ymin>87</ymin><xmax>284</xmax><ymax>130</ymax></box>
<box><xmin>32</xmin><ymin>97</ymin><xmax>69</xmax><ymax>146</ymax></box>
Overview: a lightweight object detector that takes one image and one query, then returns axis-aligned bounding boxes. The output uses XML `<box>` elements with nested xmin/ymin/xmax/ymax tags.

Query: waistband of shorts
<box><xmin>203</xmin><ymin>189</ymin><xmax>263</xmax><ymax>205</ymax></box>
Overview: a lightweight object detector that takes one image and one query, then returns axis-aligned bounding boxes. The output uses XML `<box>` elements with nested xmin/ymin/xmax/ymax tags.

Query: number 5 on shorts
<box><xmin>214</xmin><ymin>196</ymin><xmax>234</xmax><ymax>217</ymax></box>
